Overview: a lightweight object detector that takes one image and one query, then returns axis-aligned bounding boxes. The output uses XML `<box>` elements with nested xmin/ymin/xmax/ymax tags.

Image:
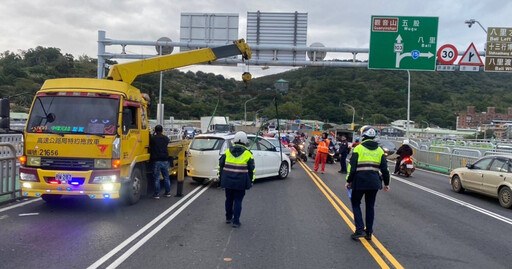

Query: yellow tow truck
<box><xmin>17</xmin><ymin>40</ymin><xmax>251</xmax><ymax>204</ymax></box>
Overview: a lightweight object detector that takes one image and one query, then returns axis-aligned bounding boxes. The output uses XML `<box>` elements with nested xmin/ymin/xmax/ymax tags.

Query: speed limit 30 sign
<box><xmin>437</xmin><ymin>44</ymin><xmax>458</xmax><ymax>65</ymax></box>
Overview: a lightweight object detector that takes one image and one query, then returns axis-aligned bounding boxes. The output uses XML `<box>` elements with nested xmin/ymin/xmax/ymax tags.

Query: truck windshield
<box><xmin>214</xmin><ymin>125</ymin><xmax>230</xmax><ymax>132</ymax></box>
<box><xmin>27</xmin><ymin>96</ymin><xmax>119</xmax><ymax>135</ymax></box>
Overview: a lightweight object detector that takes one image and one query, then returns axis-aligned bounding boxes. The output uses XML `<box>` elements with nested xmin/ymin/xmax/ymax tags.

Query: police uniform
<box><xmin>346</xmin><ymin>132</ymin><xmax>390</xmax><ymax>240</ymax></box>
<box><xmin>219</xmin><ymin>143</ymin><xmax>255</xmax><ymax>227</ymax></box>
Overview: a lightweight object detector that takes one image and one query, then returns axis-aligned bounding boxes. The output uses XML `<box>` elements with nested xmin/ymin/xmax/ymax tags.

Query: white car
<box><xmin>186</xmin><ymin>133</ymin><xmax>291</xmax><ymax>183</ymax></box>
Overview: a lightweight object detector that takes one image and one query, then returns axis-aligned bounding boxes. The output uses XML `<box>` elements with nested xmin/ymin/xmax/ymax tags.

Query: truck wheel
<box><xmin>278</xmin><ymin>162</ymin><xmax>289</xmax><ymax>179</ymax></box>
<box><xmin>42</xmin><ymin>194</ymin><xmax>62</xmax><ymax>203</ymax></box>
<box><xmin>125</xmin><ymin>168</ymin><xmax>142</xmax><ymax>205</ymax></box>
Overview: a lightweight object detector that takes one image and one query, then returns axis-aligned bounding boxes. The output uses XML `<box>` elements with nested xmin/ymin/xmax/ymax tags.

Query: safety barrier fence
<box><xmin>383</xmin><ymin>139</ymin><xmax>504</xmax><ymax>174</ymax></box>
<box><xmin>0</xmin><ymin>143</ymin><xmax>19</xmax><ymax>204</ymax></box>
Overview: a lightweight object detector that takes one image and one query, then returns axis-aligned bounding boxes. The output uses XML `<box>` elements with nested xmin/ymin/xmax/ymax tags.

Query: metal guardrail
<box><xmin>0</xmin><ymin>143</ymin><xmax>19</xmax><ymax>203</ymax></box>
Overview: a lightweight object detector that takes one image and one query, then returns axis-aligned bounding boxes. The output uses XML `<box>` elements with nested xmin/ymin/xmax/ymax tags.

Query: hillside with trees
<box><xmin>1</xmin><ymin>46</ymin><xmax>511</xmax><ymax>129</ymax></box>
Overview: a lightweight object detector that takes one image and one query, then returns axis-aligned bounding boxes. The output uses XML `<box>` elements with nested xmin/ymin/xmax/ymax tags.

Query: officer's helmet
<box><xmin>233</xmin><ymin>131</ymin><xmax>248</xmax><ymax>145</ymax></box>
<box><xmin>360</xmin><ymin>125</ymin><xmax>376</xmax><ymax>140</ymax></box>
<box><xmin>403</xmin><ymin>139</ymin><xmax>410</xmax><ymax>145</ymax></box>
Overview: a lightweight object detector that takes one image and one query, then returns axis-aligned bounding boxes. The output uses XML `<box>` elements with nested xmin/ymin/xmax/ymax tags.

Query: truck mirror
<box><xmin>0</xmin><ymin>117</ymin><xmax>9</xmax><ymax>130</ymax></box>
<box><xmin>0</xmin><ymin>99</ymin><xmax>9</xmax><ymax>118</ymax></box>
<box><xmin>46</xmin><ymin>112</ymin><xmax>56</xmax><ymax>123</ymax></box>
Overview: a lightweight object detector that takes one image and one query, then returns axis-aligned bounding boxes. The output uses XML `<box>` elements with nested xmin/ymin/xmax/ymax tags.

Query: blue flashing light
<box><xmin>35</xmin><ymin>193</ymin><xmax>40</xmax><ymax>197</ymax></box>
<box><xmin>103</xmin><ymin>194</ymin><xmax>110</xmax><ymax>199</ymax></box>
<box><xmin>57</xmin><ymin>187</ymin><xmax>62</xmax><ymax>191</ymax></box>
<box><xmin>66</xmin><ymin>187</ymin><xmax>72</xmax><ymax>191</ymax></box>
<box><xmin>90</xmin><ymin>194</ymin><xmax>95</xmax><ymax>199</ymax></box>
<box><xmin>23</xmin><ymin>192</ymin><xmax>28</xmax><ymax>196</ymax></box>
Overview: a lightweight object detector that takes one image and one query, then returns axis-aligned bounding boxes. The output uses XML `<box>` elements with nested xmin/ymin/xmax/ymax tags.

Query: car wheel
<box><xmin>451</xmin><ymin>175</ymin><xmax>464</xmax><ymax>193</ymax></box>
<box><xmin>278</xmin><ymin>162</ymin><xmax>289</xmax><ymax>179</ymax></box>
<box><xmin>124</xmin><ymin>167</ymin><xmax>142</xmax><ymax>205</ymax></box>
<box><xmin>498</xmin><ymin>186</ymin><xmax>512</xmax><ymax>208</ymax></box>
<box><xmin>42</xmin><ymin>194</ymin><xmax>62</xmax><ymax>203</ymax></box>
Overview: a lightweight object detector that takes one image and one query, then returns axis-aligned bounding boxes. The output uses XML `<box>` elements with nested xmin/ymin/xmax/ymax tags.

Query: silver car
<box><xmin>450</xmin><ymin>155</ymin><xmax>512</xmax><ymax>208</ymax></box>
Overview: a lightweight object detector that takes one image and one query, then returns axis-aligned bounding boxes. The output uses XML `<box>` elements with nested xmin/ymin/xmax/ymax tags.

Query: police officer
<box><xmin>218</xmin><ymin>131</ymin><xmax>255</xmax><ymax>228</ymax></box>
<box><xmin>345</xmin><ymin>126</ymin><xmax>390</xmax><ymax>241</ymax></box>
<box><xmin>338</xmin><ymin>135</ymin><xmax>349</xmax><ymax>173</ymax></box>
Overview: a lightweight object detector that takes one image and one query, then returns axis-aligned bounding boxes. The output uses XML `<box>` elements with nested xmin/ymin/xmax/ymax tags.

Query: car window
<box><xmin>190</xmin><ymin>137</ymin><xmax>225</xmax><ymax>151</ymax></box>
<box><xmin>473</xmin><ymin>158</ymin><xmax>493</xmax><ymax>170</ymax></box>
<box><xmin>258</xmin><ymin>138</ymin><xmax>275</xmax><ymax>151</ymax></box>
<box><xmin>490</xmin><ymin>158</ymin><xmax>508</xmax><ymax>172</ymax></box>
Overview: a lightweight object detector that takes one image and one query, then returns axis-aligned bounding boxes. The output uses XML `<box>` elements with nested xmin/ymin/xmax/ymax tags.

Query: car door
<box><xmin>463</xmin><ymin>157</ymin><xmax>493</xmax><ymax>192</ymax></box>
<box><xmin>247</xmin><ymin>136</ymin><xmax>266</xmax><ymax>176</ymax></box>
<box><xmin>481</xmin><ymin>157</ymin><xmax>509</xmax><ymax>197</ymax></box>
<box><xmin>257</xmin><ymin>137</ymin><xmax>282</xmax><ymax>177</ymax></box>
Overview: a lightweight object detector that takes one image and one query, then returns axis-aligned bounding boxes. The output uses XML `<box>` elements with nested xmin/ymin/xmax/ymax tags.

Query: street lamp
<box><xmin>464</xmin><ymin>19</ymin><xmax>487</xmax><ymax>34</ymax></box>
<box><xmin>343</xmin><ymin>103</ymin><xmax>355</xmax><ymax>131</ymax></box>
<box><xmin>421</xmin><ymin>120</ymin><xmax>429</xmax><ymax>128</ymax></box>
<box><xmin>244</xmin><ymin>97</ymin><xmax>257</xmax><ymax>124</ymax></box>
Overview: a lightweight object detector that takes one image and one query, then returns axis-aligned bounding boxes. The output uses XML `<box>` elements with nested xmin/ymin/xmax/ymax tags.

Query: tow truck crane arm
<box><xmin>107</xmin><ymin>39</ymin><xmax>252</xmax><ymax>85</ymax></box>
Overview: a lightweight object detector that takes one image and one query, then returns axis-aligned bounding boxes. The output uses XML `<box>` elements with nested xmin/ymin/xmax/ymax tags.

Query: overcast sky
<box><xmin>1</xmin><ymin>0</ymin><xmax>510</xmax><ymax>79</ymax></box>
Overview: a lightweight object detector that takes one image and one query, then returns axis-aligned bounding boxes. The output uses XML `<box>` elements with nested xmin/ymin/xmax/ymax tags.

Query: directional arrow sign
<box><xmin>369</xmin><ymin>16</ymin><xmax>439</xmax><ymax>71</ymax></box>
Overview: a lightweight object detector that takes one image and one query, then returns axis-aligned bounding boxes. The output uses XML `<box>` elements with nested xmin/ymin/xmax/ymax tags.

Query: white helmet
<box><xmin>233</xmin><ymin>131</ymin><xmax>248</xmax><ymax>145</ymax></box>
<box><xmin>403</xmin><ymin>139</ymin><xmax>410</xmax><ymax>145</ymax></box>
<box><xmin>360</xmin><ymin>125</ymin><xmax>376</xmax><ymax>139</ymax></box>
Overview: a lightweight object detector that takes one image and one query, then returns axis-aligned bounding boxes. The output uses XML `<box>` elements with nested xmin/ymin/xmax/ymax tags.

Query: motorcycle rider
<box><xmin>394</xmin><ymin>140</ymin><xmax>413</xmax><ymax>174</ymax></box>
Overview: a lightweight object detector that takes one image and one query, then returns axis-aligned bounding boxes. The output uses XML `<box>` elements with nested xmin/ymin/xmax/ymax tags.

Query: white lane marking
<box><xmin>87</xmin><ymin>184</ymin><xmax>205</xmax><ymax>269</ymax></box>
<box><xmin>106</xmin><ymin>183</ymin><xmax>211</xmax><ymax>269</ymax></box>
<box><xmin>18</xmin><ymin>213</ymin><xmax>39</xmax><ymax>216</ymax></box>
<box><xmin>0</xmin><ymin>198</ymin><xmax>41</xmax><ymax>213</ymax></box>
<box><xmin>393</xmin><ymin>176</ymin><xmax>512</xmax><ymax>225</ymax></box>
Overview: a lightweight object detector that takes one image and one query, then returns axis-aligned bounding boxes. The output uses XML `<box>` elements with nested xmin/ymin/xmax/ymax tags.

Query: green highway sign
<box><xmin>369</xmin><ymin>16</ymin><xmax>439</xmax><ymax>71</ymax></box>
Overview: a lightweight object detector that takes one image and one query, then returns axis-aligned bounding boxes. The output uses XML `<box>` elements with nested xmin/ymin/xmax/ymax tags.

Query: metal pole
<box><xmin>158</xmin><ymin>46</ymin><xmax>163</xmax><ymax>126</ymax></box>
<box><xmin>406</xmin><ymin>70</ymin><xmax>411</xmax><ymax>140</ymax></box>
<box><xmin>343</xmin><ymin>103</ymin><xmax>355</xmax><ymax>130</ymax></box>
<box><xmin>97</xmin><ymin>31</ymin><xmax>106</xmax><ymax>79</ymax></box>
<box><xmin>244</xmin><ymin>97</ymin><xmax>257</xmax><ymax>124</ymax></box>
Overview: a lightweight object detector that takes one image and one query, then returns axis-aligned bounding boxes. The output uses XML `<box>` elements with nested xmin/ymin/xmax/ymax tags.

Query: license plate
<box><xmin>56</xmin><ymin>173</ymin><xmax>72</xmax><ymax>183</ymax></box>
<box><xmin>406</xmin><ymin>164</ymin><xmax>413</xmax><ymax>168</ymax></box>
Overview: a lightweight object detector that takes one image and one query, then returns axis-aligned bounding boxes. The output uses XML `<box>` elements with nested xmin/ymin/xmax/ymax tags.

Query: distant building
<box><xmin>457</xmin><ymin>106</ymin><xmax>512</xmax><ymax>129</ymax></box>
<box><xmin>274</xmin><ymin>79</ymin><xmax>289</xmax><ymax>94</ymax></box>
<box><xmin>390</xmin><ymin>120</ymin><xmax>415</xmax><ymax>128</ymax></box>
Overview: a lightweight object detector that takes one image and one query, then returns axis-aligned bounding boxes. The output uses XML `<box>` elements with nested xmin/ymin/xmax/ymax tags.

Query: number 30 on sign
<box><xmin>437</xmin><ymin>44</ymin><xmax>458</xmax><ymax>65</ymax></box>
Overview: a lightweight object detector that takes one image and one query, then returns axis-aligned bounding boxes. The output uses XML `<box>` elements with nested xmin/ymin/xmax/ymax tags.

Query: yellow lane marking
<box><xmin>298</xmin><ymin>160</ymin><xmax>404</xmax><ymax>269</ymax></box>
<box><xmin>298</xmin><ymin>161</ymin><xmax>389</xmax><ymax>269</ymax></box>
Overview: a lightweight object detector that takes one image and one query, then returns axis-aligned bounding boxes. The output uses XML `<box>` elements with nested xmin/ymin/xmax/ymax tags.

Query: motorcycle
<box><xmin>293</xmin><ymin>141</ymin><xmax>308</xmax><ymax>162</ymax></box>
<box><xmin>398</xmin><ymin>156</ymin><xmax>416</xmax><ymax>177</ymax></box>
<box><xmin>327</xmin><ymin>145</ymin><xmax>336</xmax><ymax>164</ymax></box>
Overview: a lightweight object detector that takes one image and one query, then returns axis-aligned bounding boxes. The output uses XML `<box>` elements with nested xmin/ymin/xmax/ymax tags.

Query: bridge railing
<box><xmin>0</xmin><ymin>143</ymin><xmax>19</xmax><ymax>204</ymax></box>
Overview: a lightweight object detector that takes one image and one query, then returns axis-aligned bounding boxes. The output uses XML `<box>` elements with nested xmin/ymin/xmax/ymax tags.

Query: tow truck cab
<box><xmin>19</xmin><ymin>78</ymin><xmax>150</xmax><ymax>203</ymax></box>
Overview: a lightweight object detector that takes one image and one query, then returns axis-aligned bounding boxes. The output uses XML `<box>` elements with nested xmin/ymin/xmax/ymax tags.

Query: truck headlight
<box><xmin>20</xmin><ymin>172</ymin><xmax>38</xmax><ymax>181</ymax></box>
<box><xmin>92</xmin><ymin>175</ymin><xmax>117</xmax><ymax>183</ymax></box>
<box><xmin>94</xmin><ymin>159</ymin><xmax>111</xmax><ymax>169</ymax></box>
<box><xmin>27</xmin><ymin>156</ymin><xmax>41</xmax><ymax>167</ymax></box>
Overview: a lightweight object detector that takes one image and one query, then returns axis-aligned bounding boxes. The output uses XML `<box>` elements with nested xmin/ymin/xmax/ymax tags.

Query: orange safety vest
<box><xmin>316</xmin><ymin>137</ymin><xmax>330</xmax><ymax>154</ymax></box>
